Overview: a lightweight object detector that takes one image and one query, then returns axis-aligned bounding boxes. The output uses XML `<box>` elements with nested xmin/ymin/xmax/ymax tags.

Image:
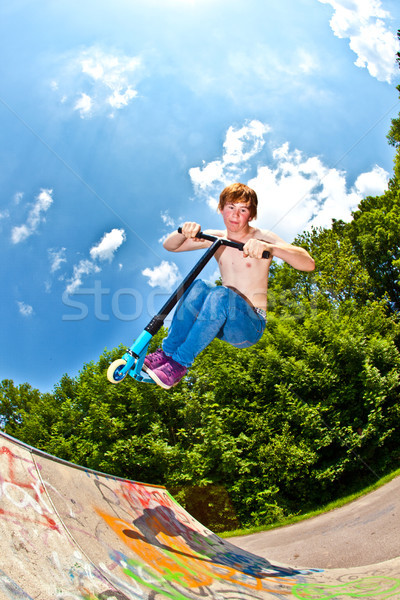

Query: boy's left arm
<box><xmin>244</xmin><ymin>230</ymin><xmax>315</xmax><ymax>272</ymax></box>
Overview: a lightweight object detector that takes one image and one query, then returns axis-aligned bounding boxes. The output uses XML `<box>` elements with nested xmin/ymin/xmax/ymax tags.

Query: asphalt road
<box><xmin>229</xmin><ymin>476</ymin><xmax>400</xmax><ymax>569</ymax></box>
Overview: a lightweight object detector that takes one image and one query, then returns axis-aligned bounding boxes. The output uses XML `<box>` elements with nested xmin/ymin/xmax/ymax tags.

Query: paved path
<box><xmin>229</xmin><ymin>476</ymin><xmax>400</xmax><ymax>569</ymax></box>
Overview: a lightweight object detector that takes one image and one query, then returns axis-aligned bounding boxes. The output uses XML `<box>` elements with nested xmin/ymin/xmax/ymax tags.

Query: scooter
<box><xmin>107</xmin><ymin>229</ymin><xmax>270</xmax><ymax>384</ymax></box>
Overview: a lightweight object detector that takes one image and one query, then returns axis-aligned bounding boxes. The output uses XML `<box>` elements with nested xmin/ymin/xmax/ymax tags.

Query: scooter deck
<box><xmin>128</xmin><ymin>367</ymin><xmax>154</xmax><ymax>384</ymax></box>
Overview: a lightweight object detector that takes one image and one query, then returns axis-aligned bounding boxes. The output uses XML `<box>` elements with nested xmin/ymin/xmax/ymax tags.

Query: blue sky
<box><xmin>1</xmin><ymin>0</ymin><xmax>399</xmax><ymax>392</ymax></box>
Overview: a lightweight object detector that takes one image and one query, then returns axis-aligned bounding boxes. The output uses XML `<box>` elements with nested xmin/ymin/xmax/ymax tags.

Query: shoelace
<box><xmin>148</xmin><ymin>349</ymin><xmax>164</xmax><ymax>365</ymax></box>
<box><xmin>163</xmin><ymin>361</ymin><xmax>183</xmax><ymax>377</ymax></box>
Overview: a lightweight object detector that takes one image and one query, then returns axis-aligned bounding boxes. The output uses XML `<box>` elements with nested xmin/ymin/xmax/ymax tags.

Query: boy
<box><xmin>144</xmin><ymin>183</ymin><xmax>315</xmax><ymax>389</ymax></box>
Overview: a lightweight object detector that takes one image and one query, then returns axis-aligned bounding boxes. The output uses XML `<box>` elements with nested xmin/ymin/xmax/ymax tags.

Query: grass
<box><xmin>220</xmin><ymin>467</ymin><xmax>400</xmax><ymax>538</ymax></box>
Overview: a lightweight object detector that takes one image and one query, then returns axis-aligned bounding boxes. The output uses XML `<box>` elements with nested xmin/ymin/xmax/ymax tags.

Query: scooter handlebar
<box><xmin>177</xmin><ymin>227</ymin><xmax>270</xmax><ymax>259</ymax></box>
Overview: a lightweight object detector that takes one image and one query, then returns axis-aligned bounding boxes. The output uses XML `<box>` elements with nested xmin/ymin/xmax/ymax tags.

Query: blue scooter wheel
<box><xmin>107</xmin><ymin>359</ymin><xmax>128</xmax><ymax>384</ymax></box>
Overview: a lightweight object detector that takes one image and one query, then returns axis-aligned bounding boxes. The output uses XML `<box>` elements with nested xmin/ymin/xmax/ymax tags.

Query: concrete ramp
<box><xmin>1</xmin><ymin>430</ymin><xmax>400</xmax><ymax>599</ymax></box>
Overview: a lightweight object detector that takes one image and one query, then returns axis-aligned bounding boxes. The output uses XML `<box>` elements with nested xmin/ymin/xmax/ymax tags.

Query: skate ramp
<box><xmin>1</xmin><ymin>430</ymin><xmax>400</xmax><ymax>600</ymax></box>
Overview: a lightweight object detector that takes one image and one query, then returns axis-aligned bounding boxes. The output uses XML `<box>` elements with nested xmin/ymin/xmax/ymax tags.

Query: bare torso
<box><xmin>209</xmin><ymin>227</ymin><xmax>273</xmax><ymax>310</ymax></box>
<box><xmin>163</xmin><ymin>219</ymin><xmax>315</xmax><ymax>312</ymax></box>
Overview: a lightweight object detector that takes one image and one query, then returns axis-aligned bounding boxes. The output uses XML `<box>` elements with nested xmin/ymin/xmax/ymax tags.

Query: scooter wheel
<box><xmin>107</xmin><ymin>359</ymin><xmax>128</xmax><ymax>384</ymax></box>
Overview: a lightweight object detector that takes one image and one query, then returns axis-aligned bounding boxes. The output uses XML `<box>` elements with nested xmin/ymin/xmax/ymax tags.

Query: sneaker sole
<box><xmin>143</xmin><ymin>362</ymin><xmax>168</xmax><ymax>373</ymax></box>
<box><xmin>143</xmin><ymin>365</ymin><xmax>173</xmax><ymax>389</ymax></box>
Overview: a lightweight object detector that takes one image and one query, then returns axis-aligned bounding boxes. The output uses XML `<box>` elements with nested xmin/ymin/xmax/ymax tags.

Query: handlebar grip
<box><xmin>235</xmin><ymin>242</ymin><xmax>270</xmax><ymax>259</ymax></box>
<box><xmin>178</xmin><ymin>226</ymin><xmax>201</xmax><ymax>236</ymax></box>
<box><xmin>177</xmin><ymin>227</ymin><xmax>216</xmax><ymax>243</ymax></box>
<box><xmin>177</xmin><ymin>228</ymin><xmax>270</xmax><ymax>259</ymax></box>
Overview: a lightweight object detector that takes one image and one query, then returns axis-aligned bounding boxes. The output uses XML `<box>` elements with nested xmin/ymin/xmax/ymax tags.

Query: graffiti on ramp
<box><xmin>0</xmin><ymin>431</ymin><xmax>312</xmax><ymax>599</ymax></box>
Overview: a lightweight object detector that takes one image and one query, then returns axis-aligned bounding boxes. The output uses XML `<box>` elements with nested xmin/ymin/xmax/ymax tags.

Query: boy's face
<box><xmin>221</xmin><ymin>201</ymin><xmax>253</xmax><ymax>233</ymax></box>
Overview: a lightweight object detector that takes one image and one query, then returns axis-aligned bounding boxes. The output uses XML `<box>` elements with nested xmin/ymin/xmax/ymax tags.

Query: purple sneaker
<box><xmin>147</xmin><ymin>357</ymin><xmax>187</xmax><ymax>389</ymax></box>
<box><xmin>143</xmin><ymin>348</ymin><xmax>168</xmax><ymax>373</ymax></box>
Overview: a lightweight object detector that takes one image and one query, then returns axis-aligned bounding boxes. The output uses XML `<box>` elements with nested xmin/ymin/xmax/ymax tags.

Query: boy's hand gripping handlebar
<box><xmin>177</xmin><ymin>227</ymin><xmax>271</xmax><ymax>259</ymax></box>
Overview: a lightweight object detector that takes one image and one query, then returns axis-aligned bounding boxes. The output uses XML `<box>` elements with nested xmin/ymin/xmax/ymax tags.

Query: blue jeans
<box><xmin>162</xmin><ymin>279</ymin><xmax>266</xmax><ymax>368</ymax></box>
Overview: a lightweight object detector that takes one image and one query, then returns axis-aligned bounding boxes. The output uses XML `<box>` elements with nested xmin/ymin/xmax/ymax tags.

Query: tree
<box><xmin>386</xmin><ymin>30</ymin><xmax>400</xmax><ymax>149</ymax></box>
<box><xmin>268</xmin><ymin>220</ymin><xmax>375</xmax><ymax>314</ymax></box>
<box><xmin>0</xmin><ymin>379</ymin><xmax>58</xmax><ymax>447</ymax></box>
<box><xmin>348</xmin><ymin>188</ymin><xmax>400</xmax><ymax>311</ymax></box>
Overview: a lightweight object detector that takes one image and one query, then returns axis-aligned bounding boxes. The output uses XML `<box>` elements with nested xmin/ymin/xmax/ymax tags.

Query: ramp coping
<box><xmin>0</xmin><ymin>429</ymin><xmax>166</xmax><ymax>489</ymax></box>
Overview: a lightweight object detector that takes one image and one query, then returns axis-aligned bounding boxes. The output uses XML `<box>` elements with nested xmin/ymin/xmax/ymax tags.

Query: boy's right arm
<box><xmin>163</xmin><ymin>222</ymin><xmax>215</xmax><ymax>252</ymax></box>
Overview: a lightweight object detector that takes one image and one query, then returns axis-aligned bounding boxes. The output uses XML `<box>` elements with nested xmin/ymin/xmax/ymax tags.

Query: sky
<box><xmin>0</xmin><ymin>0</ymin><xmax>399</xmax><ymax>392</ymax></box>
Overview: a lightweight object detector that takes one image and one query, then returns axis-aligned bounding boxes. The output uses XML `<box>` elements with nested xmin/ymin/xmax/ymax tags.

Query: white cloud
<box><xmin>353</xmin><ymin>164</ymin><xmax>390</xmax><ymax>196</ymax></box>
<box><xmin>11</xmin><ymin>224</ymin><xmax>30</xmax><ymax>243</ymax></box>
<box><xmin>297</xmin><ymin>49</ymin><xmax>320</xmax><ymax>74</ymax></box>
<box><xmin>13</xmin><ymin>192</ymin><xmax>24</xmax><ymax>205</ymax></box>
<box><xmin>142</xmin><ymin>261</ymin><xmax>181</xmax><ymax>292</ymax></box>
<box><xmin>108</xmin><ymin>87</ymin><xmax>138</xmax><ymax>109</ymax></box>
<box><xmin>89</xmin><ymin>228</ymin><xmax>126</xmax><ymax>262</ymax></box>
<box><xmin>250</xmin><ymin>146</ymin><xmax>389</xmax><ymax>239</ymax></box>
<box><xmin>318</xmin><ymin>0</ymin><xmax>400</xmax><ymax>83</ymax></box>
<box><xmin>65</xmin><ymin>228</ymin><xmax>126</xmax><ymax>293</ymax></box>
<box><xmin>189</xmin><ymin>120</ymin><xmax>390</xmax><ymax>241</ymax></box>
<box><xmin>74</xmin><ymin>93</ymin><xmax>93</xmax><ymax>118</ymax></box>
<box><xmin>66</xmin><ymin>259</ymin><xmax>101</xmax><ymax>294</ymax></box>
<box><xmin>189</xmin><ymin>120</ymin><xmax>271</xmax><ymax>209</ymax></box>
<box><xmin>53</xmin><ymin>46</ymin><xmax>142</xmax><ymax>118</ymax></box>
<box><xmin>17</xmin><ymin>301</ymin><xmax>34</xmax><ymax>317</ymax></box>
<box><xmin>161</xmin><ymin>211</ymin><xmax>176</xmax><ymax>228</ymax></box>
<box><xmin>214</xmin><ymin>42</ymin><xmax>321</xmax><ymax>104</ymax></box>
<box><xmin>11</xmin><ymin>189</ymin><xmax>53</xmax><ymax>244</ymax></box>
<box><xmin>223</xmin><ymin>120</ymin><xmax>269</xmax><ymax>164</ymax></box>
<box><xmin>48</xmin><ymin>248</ymin><xmax>67</xmax><ymax>273</ymax></box>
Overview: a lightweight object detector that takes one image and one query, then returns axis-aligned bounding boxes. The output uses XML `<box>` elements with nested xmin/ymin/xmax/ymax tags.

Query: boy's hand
<box><xmin>243</xmin><ymin>238</ymin><xmax>273</xmax><ymax>259</ymax></box>
<box><xmin>181</xmin><ymin>222</ymin><xmax>202</xmax><ymax>240</ymax></box>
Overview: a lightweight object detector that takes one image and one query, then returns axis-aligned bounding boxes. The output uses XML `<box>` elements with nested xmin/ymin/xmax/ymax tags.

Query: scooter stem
<box><xmin>144</xmin><ymin>234</ymin><xmax>222</xmax><ymax>335</ymax></box>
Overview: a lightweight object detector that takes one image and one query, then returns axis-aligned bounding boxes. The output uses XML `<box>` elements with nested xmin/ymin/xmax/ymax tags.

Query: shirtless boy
<box><xmin>144</xmin><ymin>182</ymin><xmax>315</xmax><ymax>389</ymax></box>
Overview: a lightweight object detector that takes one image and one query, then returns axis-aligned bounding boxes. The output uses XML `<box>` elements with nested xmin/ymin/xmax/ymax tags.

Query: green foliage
<box><xmin>348</xmin><ymin>190</ymin><xmax>400</xmax><ymax>311</ymax></box>
<box><xmin>0</xmin><ymin>379</ymin><xmax>59</xmax><ymax>447</ymax></box>
<box><xmin>2</xmin><ymin>299</ymin><xmax>399</xmax><ymax>530</ymax></box>
<box><xmin>386</xmin><ymin>30</ymin><xmax>400</xmax><ymax>149</ymax></box>
<box><xmin>170</xmin><ymin>484</ymin><xmax>241</xmax><ymax>533</ymax></box>
<box><xmin>268</xmin><ymin>220</ymin><xmax>376</xmax><ymax>312</ymax></box>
